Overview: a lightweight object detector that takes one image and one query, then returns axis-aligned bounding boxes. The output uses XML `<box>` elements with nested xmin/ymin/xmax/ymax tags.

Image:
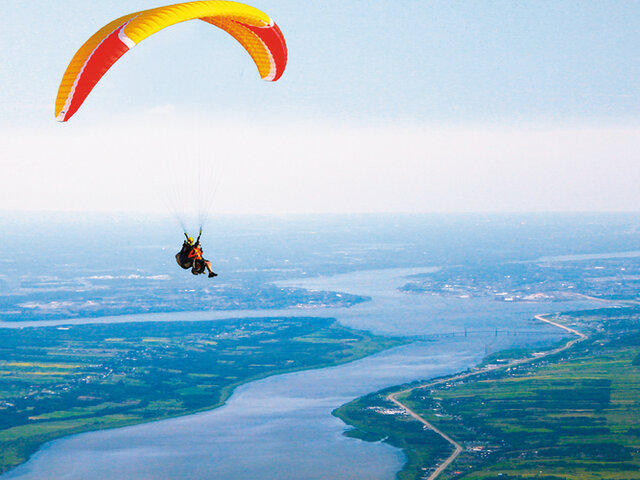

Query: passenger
<box><xmin>180</xmin><ymin>233</ymin><xmax>217</xmax><ymax>278</ymax></box>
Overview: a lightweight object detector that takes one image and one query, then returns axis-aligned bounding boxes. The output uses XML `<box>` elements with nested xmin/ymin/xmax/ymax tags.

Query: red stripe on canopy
<box><xmin>62</xmin><ymin>25</ymin><xmax>131</xmax><ymax>121</ymax></box>
<box><xmin>241</xmin><ymin>22</ymin><xmax>287</xmax><ymax>81</ymax></box>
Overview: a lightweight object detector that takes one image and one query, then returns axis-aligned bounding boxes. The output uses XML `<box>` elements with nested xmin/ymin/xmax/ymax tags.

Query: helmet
<box><xmin>187</xmin><ymin>237</ymin><xmax>194</xmax><ymax>244</ymax></box>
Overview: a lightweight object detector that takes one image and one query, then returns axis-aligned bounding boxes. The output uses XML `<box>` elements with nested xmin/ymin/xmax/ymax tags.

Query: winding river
<box><xmin>2</xmin><ymin>267</ymin><xmax>601</xmax><ymax>480</ymax></box>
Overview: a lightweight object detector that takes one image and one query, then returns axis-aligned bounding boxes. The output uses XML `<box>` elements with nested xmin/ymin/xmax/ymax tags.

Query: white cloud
<box><xmin>1</xmin><ymin>113</ymin><xmax>639</xmax><ymax>214</ymax></box>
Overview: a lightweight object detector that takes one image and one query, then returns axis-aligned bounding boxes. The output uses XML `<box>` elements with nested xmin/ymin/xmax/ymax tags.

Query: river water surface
<box><xmin>2</xmin><ymin>267</ymin><xmax>600</xmax><ymax>480</ymax></box>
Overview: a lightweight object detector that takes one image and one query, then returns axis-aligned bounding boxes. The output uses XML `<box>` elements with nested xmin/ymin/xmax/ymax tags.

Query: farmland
<box><xmin>335</xmin><ymin>307</ymin><xmax>640</xmax><ymax>479</ymax></box>
<box><xmin>0</xmin><ymin>317</ymin><xmax>404</xmax><ymax>473</ymax></box>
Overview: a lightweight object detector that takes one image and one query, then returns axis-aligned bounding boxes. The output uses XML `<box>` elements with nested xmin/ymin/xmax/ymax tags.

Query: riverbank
<box><xmin>0</xmin><ymin>316</ymin><xmax>405</xmax><ymax>475</ymax></box>
<box><xmin>1</xmin><ymin>267</ymin><xmax>602</xmax><ymax>480</ymax></box>
<box><xmin>334</xmin><ymin>305</ymin><xmax>640</xmax><ymax>479</ymax></box>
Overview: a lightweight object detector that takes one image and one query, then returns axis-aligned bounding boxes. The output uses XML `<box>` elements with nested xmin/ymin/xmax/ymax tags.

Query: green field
<box><xmin>335</xmin><ymin>308</ymin><xmax>640</xmax><ymax>480</ymax></box>
<box><xmin>334</xmin><ymin>390</ymin><xmax>453</xmax><ymax>480</ymax></box>
<box><xmin>0</xmin><ymin>317</ymin><xmax>404</xmax><ymax>474</ymax></box>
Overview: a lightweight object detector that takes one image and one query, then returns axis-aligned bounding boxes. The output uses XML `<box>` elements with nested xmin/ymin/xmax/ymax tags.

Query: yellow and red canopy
<box><xmin>56</xmin><ymin>1</ymin><xmax>287</xmax><ymax>122</ymax></box>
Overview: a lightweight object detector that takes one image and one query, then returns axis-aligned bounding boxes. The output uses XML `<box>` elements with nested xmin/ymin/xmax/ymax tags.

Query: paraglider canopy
<box><xmin>55</xmin><ymin>0</ymin><xmax>287</xmax><ymax>122</ymax></box>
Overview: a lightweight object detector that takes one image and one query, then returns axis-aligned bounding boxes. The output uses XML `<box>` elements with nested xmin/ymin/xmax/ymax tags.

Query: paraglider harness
<box><xmin>175</xmin><ymin>230</ymin><xmax>206</xmax><ymax>274</ymax></box>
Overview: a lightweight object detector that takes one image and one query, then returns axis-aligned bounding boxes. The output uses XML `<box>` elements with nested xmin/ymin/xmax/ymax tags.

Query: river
<box><xmin>2</xmin><ymin>267</ymin><xmax>601</xmax><ymax>480</ymax></box>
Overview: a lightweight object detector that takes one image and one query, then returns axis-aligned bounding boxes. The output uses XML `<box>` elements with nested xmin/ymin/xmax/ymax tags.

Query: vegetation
<box><xmin>335</xmin><ymin>307</ymin><xmax>640</xmax><ymax>479</ymax></box>
<box><xmin>0</xmin><ymin>317</ymin><xmax>404</xmax><ymax>474</ymax></box>
<box><xmin>334</xmin><ymin>392</ymin><xmax>452</xmax><ymax>480</ymax></box>
<box><xmin>2</xmin><ymin>280</ymin><xmax>367</xmax><ymax>322</ymax></box>
<box><xmin>400</xmin><ymin>257</ymin><xmax>640</xmax><ymax>302</ymax></box>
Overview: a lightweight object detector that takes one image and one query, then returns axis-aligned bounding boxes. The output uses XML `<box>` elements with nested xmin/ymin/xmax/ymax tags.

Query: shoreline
<box><xmin>0</xmin><ymin>318</ymin><xmax>406</xmax><ymax>477</ymax></box>
<box><xmin>2</xmin><ymin>264</ymin><xmax>606</xmax><ymax>479</ymax></box>
<box><xmin>382</xmin><ymin>311</ymin><xmax>587</xmax><ymax>480</ymax></box>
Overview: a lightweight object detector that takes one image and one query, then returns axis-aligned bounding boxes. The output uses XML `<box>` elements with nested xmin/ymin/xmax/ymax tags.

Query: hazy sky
<box><xmin>1</xmin><ymin>1</ymin><xmax>639</xmax><ymax>214</ymax></box>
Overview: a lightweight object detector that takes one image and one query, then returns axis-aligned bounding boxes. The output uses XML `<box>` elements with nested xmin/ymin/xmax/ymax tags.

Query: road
<box><xmin>386</xmin><ymin>313</ymin><xmax>586</xmax><ymax>480</ymax></box>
